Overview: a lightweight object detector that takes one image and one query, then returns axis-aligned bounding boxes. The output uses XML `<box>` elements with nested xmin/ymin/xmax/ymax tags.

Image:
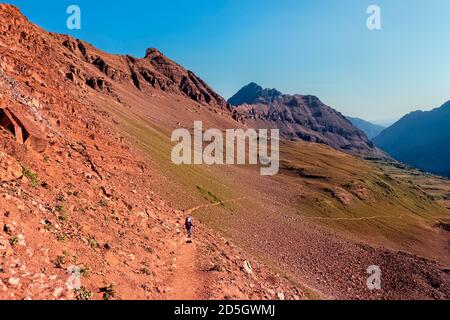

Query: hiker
<box><xmin>185</xmin><ymin>216</ymin><xmax>193</xmax><ymax>238</ymax></box>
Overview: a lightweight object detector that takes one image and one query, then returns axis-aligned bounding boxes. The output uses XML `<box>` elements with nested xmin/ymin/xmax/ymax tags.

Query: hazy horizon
<box><xmin>6</xmin><ymin>0</ymin><xmax>450</xmax><ymax>123</ymax></box>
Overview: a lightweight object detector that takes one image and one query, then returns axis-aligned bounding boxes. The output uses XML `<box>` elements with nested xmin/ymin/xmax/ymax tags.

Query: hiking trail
<box><xmin>168</xmin><ymin>238</ymin><xmax>206</xmax><ymax>300</ymax></box>
<box><xmin>167</xmin><ymin>197</ymin><xmax>247</xmax><ymax>299</ymax></box>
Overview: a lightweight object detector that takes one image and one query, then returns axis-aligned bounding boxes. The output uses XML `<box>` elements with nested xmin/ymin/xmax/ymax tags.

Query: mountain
<box><xmin>1</xmin><ymin>4</ymin><xmax>449</xmax><ymax>300</ymax></box>
<box><xmin>228</xmin><ymin>82</ymin><xmax>282</xmax><ymax>106</ymax></box>
<box><xmin>373</xmin><ymin>101</ymin><xmax>450</xmax><ymax>178</ymax></box>
<box><xmin>346</xmin><ymin>116</ymin><xmax>385</xmax><ymax>139</ymax></box>
<box><xmin>0</xmin><ymin>4</ymin><xmax>297</xmax><ymax>300</ymax></box>
<box><xmin>228</xmin><ymin>83</ymin><xmax>382</xmax><ymax>157</ymax></box>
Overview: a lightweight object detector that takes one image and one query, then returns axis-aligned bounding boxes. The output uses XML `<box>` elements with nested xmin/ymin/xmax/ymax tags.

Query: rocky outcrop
<box><xmin>138</xmin><ymin>48</ymin><xmax>230</xmax><ymax>109</ymax></box>
<box><xmin>59</xmin><ymin>36</ymin><xmax>231</xmax><ymax>111</ymax></box>
<box><xmin>0</xmin><ymin>106</ymin><xmax>47</xmax><ymax>153</ymax></box>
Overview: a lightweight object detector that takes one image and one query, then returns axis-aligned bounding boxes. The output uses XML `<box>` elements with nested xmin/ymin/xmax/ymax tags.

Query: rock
<box><xmin>3</xmin><ymin>224</ymin><xmax>13</xmax><ymax>235</ymax></box>
<box><xmin>277</xmin><ymin>292</ymin><xmax>285</xmax><ymax>300</ymax></box>
<box><xmin>53</xmin><ymin>287</ymin><xmax>64</xmax><ymax>298</ymax></box>
<box><xmin>243</xmin><ymin>260</ymin><xmax>253</xmax><ymax>274</ymax></box>
<box><xmin>31</xmin><ymin>98</ymin><xmax>41</xmax><ymax>108</ymax></box>
<box><xmin>17</xmin><ymin>234</ymin><xmax>26</xmax><ymax>246</ymax></box>
<box><xmin>8</xmin><ymin>277</ymin><xmax>20</xmax><ymax>287</ymax></box>
<box><xmin>0</xmin><ymin>152</ymin><xmax>22</xmax><ymax>182</ymax></box>
<box><xmin>101</xmin><ymin>185</ymin><xmax>113</xmax><ymax>197</ymax></box>
<box><xmin>0</xmin><ymin>238</ymin><xmax>8</xmax><ymax>250</ymax></box>
<box><xmin>16</xmin><ymin>200</ymin><xmax>26</xmax><ymax>211</ymax></box>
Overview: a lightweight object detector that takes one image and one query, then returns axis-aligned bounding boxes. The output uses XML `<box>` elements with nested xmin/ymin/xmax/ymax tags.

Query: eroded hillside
<box><xmin>0</xmin><ymin>4</ymin><xmax>448</xmax><ymax>300</ymax></box>
<box><xmin>0</xmin><ymin>4</ymin><xmax>300</xmax><ymax>300</ymax></box>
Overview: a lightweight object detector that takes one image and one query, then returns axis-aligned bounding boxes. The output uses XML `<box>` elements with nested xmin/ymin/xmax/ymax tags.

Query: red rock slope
<box><xmin>0</xmin><ymin>4</ymin><xmax>301</xmax><ymax>300</ymax></box>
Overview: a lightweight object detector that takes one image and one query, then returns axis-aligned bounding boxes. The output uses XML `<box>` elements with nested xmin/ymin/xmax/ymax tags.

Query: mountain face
<box><xmin>373</xmin><ymin>101</ymin><xmax>450</xmax><ymax>178</ymax></box>
<box><xmin>346</xmin><ymin>116</ymin><xmax>385</xmax><ymax>140</ymax></box>
<box><xmin>141</xmin><ymin>48</ymin><xmax>230</xmax><ymax>108</ymax></box>
<box><xmin>0</xmin><ymin>4</ymin><xmax>302</xmax><ymax>300</ymax></box>
<box><xmin>229</xmin><ymin>83</ymin><xmax>382</xmax><ymax>157</ymax></box>
<box><xmin>228</xmin><ymin>82</ymin><xmax>282</xmax><ymax>106</ymax></box>
<box><xmin>61</xmin><ymin>43</ymin><xmax>231</xmax><ymax>111</ymax></box>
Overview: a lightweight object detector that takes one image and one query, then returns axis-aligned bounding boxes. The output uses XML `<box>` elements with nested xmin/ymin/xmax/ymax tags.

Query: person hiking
<box><xmin>185</xmin><ymin>216</ymin><xmax>194</xmax><ymax>238</ymax></box>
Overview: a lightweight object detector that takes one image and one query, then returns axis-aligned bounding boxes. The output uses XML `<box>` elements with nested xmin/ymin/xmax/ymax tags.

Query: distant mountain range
<box><xmin>373</xmin><ymin>101</ymin><xmax>450</xmax><ymax>178</ymax></box>
<box><xmin>346</xmin><ymin>117</ymin><xmax>385</xmax><ymax>140</ymax></box>
<box><xmin>229</xmin><ymin>83</ymin><xmax>381</xmax><ymax>156</ymax></box>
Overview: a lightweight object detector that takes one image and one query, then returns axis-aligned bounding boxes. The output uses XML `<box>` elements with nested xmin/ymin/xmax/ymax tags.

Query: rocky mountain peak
<box><xmin>228</xmin><ymin>83</ymin><xmax>282</xmax><ymax>106</ymax></box>
<box><xmin>0</xmin><ymin>4</ymin><xmax>23</xmax><ymax>18</ymax></box>
<box><xmin>144</xmin><ymin>47</ymin><xmax>164</xmax><ymax>60</ymax></box>
<box><xmin>229</xmin><ymin>83</ymin><xmax>382</xmax><ymax>156</ymax></box>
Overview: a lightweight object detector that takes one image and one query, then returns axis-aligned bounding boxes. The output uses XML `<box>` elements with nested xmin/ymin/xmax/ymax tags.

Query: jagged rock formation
<box><xmin>59</xmin><ymin>38</ymin><xmax>230</xmax><ymax>110</ymax></box>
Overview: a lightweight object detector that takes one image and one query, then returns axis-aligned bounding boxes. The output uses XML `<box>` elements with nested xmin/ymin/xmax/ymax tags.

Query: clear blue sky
<box><xmin>6</xmin><ymin>0</ymin><xmax>450</xmax><ymax>124</ymax></box>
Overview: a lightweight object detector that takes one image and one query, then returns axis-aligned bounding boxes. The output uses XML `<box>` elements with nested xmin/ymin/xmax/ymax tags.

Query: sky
<box><xmin>5</xmin><ymin>0</ymin><xmax>450</xmax><ymax>124</ymax></box>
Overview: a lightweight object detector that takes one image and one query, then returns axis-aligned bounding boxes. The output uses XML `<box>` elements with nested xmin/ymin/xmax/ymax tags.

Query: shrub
<box><xmin>9</xmin><ymin>236</ymin><xmax>19</xmax><ymax>246</ymax></box>
<box><xmin>74</xmin><ymin>286</ymin><xmax>93</xmax><ymax>300</ymax></box>
<box><xmin>99</xmin><ymin>284</ymin><xmax>116</xmax><ymax>300</ymax></box>
<box><xmin>22</xmin><ymin>167</ymin><xmax>39</xmax><ymax>188</ymax></box>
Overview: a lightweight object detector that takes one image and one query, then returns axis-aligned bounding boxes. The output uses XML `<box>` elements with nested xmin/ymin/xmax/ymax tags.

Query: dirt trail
<box><xmin>167</xmin><ymin>197</ymin><xmax>247</xmax><ymax>300</ymax></box>
<box><xmin>168</xmin><ymin>239</ymin><xmax>206</xmax><ymax>300</ymax></box>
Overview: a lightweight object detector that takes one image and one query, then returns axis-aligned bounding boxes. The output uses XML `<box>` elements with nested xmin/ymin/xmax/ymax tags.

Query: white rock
<box><xmin>53</xmin><ymin>287</ymin><xmax>64</xmax><ymax>298</ymax></box>
<box><xmin>277</xmin><ymin>292</ymin><xmax>285</xmax><ymax>300</ymax></box>
<box><xmin>8</xmin><ymin>277</ymin><xmax>20</xmax><ymax>286</ymax></box>
<box><xmin>243</xmin><ymin>260</ymin><xmax>253</xmax><ymax>274</ymax></box>
<box><xmin>17</xmin><ymin>234</ymin><xmax>26</xmax><ymax>246</ymax></box>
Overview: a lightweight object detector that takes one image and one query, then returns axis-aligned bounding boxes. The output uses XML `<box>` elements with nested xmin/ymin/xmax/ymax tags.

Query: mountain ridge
<box><xmin>346</xmin><ymin>116</ymin><xmax>385</xmax><ymax>140</ymax></box>
<box><xmin>229</xmin><ymin>83</ymin><xmax>383</xmax><ymax>157</ymax></box>
<box><xmin>373</xmin><ymin>100</ymin><xmax>450</xmax><ymax>177</ymax></box>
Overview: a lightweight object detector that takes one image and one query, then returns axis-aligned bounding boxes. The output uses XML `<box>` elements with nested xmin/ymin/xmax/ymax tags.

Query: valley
<box><xmin>0</xmin><ymin>4</ymin><xmax>448</xmax><ymax>301</ymax></box>
<box><xmin>119</xmin><ymin>113</ymin><xmax>450</xmax><ymax>298</ymax></box>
